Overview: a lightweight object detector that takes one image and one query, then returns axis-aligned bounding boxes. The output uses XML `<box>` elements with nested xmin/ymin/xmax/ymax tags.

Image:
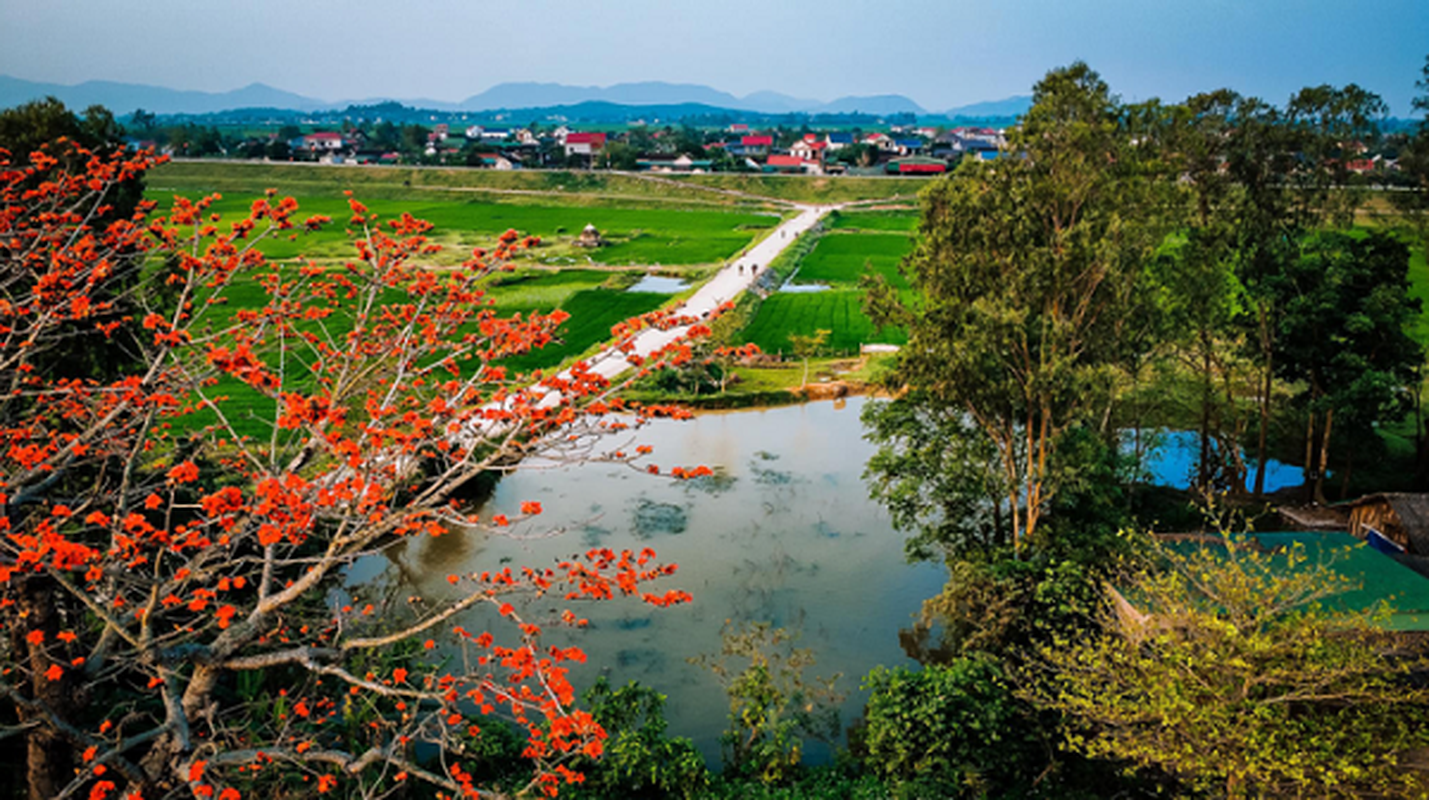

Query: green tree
<box><xmin>787</xmin><ymin>328</ymin><xmax>829</xmax><ymax>389</ymax></box>
<box><xmin>862</xmin><ymin>394</ymin><xmax>1011</xmax><ymax>559</ymax></box>
<box><xmin>1158</xmin><ymin>90</ymin><xmax>1250</xmax><ymax>492</ymax></box>
<box><xmin>569</xmin><ymin>678</ymin><xmax>709</xmax><ymax>799</ymax></box>
<box><xmin>1220</xmin><ymin>86</ymin><xmax>1387</xmax><ymax>495</ymax></box>
<box><xmin>127</xmin><ymin>108</ymin><xmax>156</xmax><ymax>136</ymax></box>
<box><xmin>861</xmin><ymin>657</ymin><xmax>1043</xmax><ymax>798</ymax></box>
<box><xmin>400</xmin><ymin>123</ymin><xmax>430</xmax><ymax>156</ymax></box>
<box><xmin>1029</xmin><ymin>533</ymin><xmax>1429</xmax><ymax>798</ymax></box>
<box><xmin>598</xmin><ymin>140</ymin><xmax>640</xmax><ymax>171</ymax></box>
<box><xmin>1273</xmin><ymin>231</ymin><xmax>1422</xmax><ymax>502</ymax></box>
<box><xmin>690</xmin><ymin>622</ymin><xmax>844</xmax><ymax>786</ymax></box>
<box><xmin>368</xmin><ymin>119</ymin><xmax>400</xmax><ymax>151</ymax></box>
<box><xmin>867</xmin><ymin>63</ymin><xmax>1167</xmax><ymax>549</ymax></box>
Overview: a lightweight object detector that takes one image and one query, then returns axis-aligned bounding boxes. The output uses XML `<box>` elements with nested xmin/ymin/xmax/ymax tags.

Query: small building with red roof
<box><xmin>789</xmin><ymin>137</ymin><xmax>828</xmax><ymax>162</ymax></box>
<box><xmin>300</xmin><ymin>132</ymin><xmax>347</xmax><ymax>152</ymax></box>
<box><xmin>563</xmin><ymin>131</ymin><xmax>608</xmax><ymax>157</ymax></box>
<box><xmin>764</xmin><ymin>154</ymin><xmax>820</xmax><ymax>174</ymax></box>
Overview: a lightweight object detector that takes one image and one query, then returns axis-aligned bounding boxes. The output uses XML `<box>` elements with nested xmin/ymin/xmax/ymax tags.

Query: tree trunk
<box><xmin>1199</xmin><ymin>337</ymin><xmax>1213</xmax><ymax>491</ymax></box>
<box><xmin>1314</xmin><ymin>407</ymin><xmax>1333</xmax><ymax>505</ymax></box>
<box><xmin>1304</xmin><ymin>409</ymin><xmax>1318</xmax><ymax>504</ymax></box>
<box><xmin>10</xmin><ymin>575</ymin><xmax>76</xmax><ymax>800</ymax></box>
<box><xmin>1341</xmin><ymin>443</ymin><xmax>1354</xmax><ymax>499</ymax></box>
<box><xmin>1253</xmin><ymin>333</ymin><xmax>1273</xmax><ymax>498</ymax></box>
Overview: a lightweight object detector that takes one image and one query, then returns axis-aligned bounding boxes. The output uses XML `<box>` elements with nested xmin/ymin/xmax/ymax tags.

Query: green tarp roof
<box><xmin>1165</xmin><ymin>532</ymin><xmax>1429</xmax><ymax>631</ymax></box>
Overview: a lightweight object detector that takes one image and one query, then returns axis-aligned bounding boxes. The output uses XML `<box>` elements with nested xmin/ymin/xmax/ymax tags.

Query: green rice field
<box><xmin>144</xmin><ymin>192</ymin><xmax>778</xmax><ymax>267</ymax></box>
<box><xmin>738</xmin><ymin>290</ymin><xmax>906</xmax><ymax>355</ymax></box>
<box><xmin>500</xmin><ymin>289</ymin><xmax>670</xmax><ymax>372</ymax></box>
<box><xmin>828</xmin><ymin>210</ymin><xmax>920</xmax><ymax>233</ymax></box>
<box><xmin>793</xmin><ymin>231</ymin><xmax>913</xmax><ymax>289</ymax></box>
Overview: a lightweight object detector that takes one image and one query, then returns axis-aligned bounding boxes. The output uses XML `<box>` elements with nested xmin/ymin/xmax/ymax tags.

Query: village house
<box><xmin>824</xmin><ymin>131</ymin><xmax>855</xmax><ymax>151</ymax></box>
<box><xmin>727</xmin><ymin>134</ymin><xmax>774</xmax><ymax>158</ymax></box>
<box><xmin>477</xmin><ymin>152</ymin><xmax>518</xmax><ymax>170</ymax></box>
<box><xmin>893</xmin><ymin>138</ymin><xmax>925</xmax><ymax>156</ymax></box>
<box><xmin>563</xmin><ymin>131</ymin><xmax>607</xmax><ymax>157</ymax></box>
<box><xmin>863</xmin><ymin>132</ymin><xmax>895</xmax><ymax>152</ymax></box>
<box><xmin>933</xmin><ymin>131</ymin><xmax>1000</xmax><ymax>161</ymax></box>
<box><xmin>764</xmin><ymin>154</ymin><xmax>821</xmax><ymax>175</ymax></box>
<box><xmin>788</xmin><ymin>134</ymin><xmax>827</xmax><ymax>163</ymax></box>
<box><xmin>296</xmin><ymin>132</ymin><xmax>347</xmax><ymax>152</ymax></box>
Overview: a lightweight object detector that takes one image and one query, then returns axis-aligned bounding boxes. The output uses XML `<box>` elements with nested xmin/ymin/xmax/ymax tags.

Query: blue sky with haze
<box><xmin>2</xmin><ymin>0</ymin><xmax>1426</xmax><ymax>114</ymax></box>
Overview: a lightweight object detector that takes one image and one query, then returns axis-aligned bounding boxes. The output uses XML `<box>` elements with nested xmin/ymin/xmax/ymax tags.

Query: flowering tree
<box><xmin>0</xmin><ymin>141</ymin><xmax>704</xmax><ymax>799</ymax></box>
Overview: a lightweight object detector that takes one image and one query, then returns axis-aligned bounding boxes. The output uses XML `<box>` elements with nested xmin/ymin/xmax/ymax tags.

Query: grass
<box><xmin>146</xmin><ymin>160</ymin><xmax>924</xmax><ymax>208</ymax></box>
<box><xmin>500</xmin><ymin>289</ymin><xmax>669</xmax><ymax>372</ymax></box>
<box><xmin>145</xmin><ymin>191</ymin><xmax>779</xmax><ymax>267</ymax></box>
<box><xmin>793</xmin><ymin>232</ymin><xmax>913</xmax><ymax>289</ymax></box>
<box><xmin>482</xmin><ymin>269</ymin><xmax>615</xmax><ymax>314</ymax></box>
<box><xmin>737</xmin><ymin>290</ymin><xmax>906</xmax><ymax>355</ymax></box>
<box><xmin>654</xmin><ymin>173</ymin><xmax>919</xmax><ymax>204</ymax></box>
<box><xmin>149</xmin><ymin>161</ymin><xmax>769</xmax><ymax>209</ymax></box>
<box><xmin>828</xmin><ymin>210</ymin><xmax>920</xmax><ymax>233</ymax></box>
<box><xmin>1406</xmin><ymin>241</ymin><xmax>1429</xmax><ymax>344</ymax></box>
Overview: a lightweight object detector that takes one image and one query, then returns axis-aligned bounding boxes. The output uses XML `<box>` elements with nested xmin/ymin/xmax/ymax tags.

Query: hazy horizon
<box><xmin>2</xmin><ymin>0</ymin><xmax>1427</xmax><ymax>115</ymax></box>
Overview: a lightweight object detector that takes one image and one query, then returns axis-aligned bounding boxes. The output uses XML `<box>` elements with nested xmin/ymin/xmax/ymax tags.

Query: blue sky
<box><xmin>2</xmin><ymin>0</ymin><xmax>1426</xmax><ymax>114</ymax></box>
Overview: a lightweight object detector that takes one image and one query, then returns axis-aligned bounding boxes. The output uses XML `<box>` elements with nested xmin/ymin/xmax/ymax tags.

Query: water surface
<box><xmin>393</xmin><ymin>398</ymin><xmax>944</xmax><ymax>762</ymax></box>
<box><xmin>626</xmin><ymin>275</ymin><xmax>689</xmax><ymax>293</ymax></box>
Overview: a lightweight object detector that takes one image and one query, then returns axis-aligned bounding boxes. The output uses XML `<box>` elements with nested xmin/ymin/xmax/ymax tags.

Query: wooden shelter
<box><xmin>1345</xmin><ymin>493</ymin><xmax>1429</xmax><ymax>555</ymax></box>
<box><xmin>574</xmin><ymin>223</ymin><xmax>604</xmax><ymax>248</ymax></box>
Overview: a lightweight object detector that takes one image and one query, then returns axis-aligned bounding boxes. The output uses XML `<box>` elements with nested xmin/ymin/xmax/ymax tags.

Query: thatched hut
<box><xmin>574</xmin><ymin>223</ymin><xmax>604</xmax><ymax>248</ymax></box>
<box><xmin>1344</xmin><ymin>493</ymin><xmax>1429</xmax><ymax>555</ymax></box>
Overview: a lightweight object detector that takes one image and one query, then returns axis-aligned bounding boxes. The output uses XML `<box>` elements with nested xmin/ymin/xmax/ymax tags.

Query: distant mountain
<box><xmin>0</xmin><ymin>73</ymin><xmax>1028</xmax><ymax>122</ymax></box>
<box><xmin>0</xmin><ymin>75</ymin><xmax>326</xmax><ymax>115</ymax></box>
<box><xmin>737</xmin><ymin>90</ymin><xmax>823</xmax><ymax>114</ymax></box>
<box><xmin>458</xmin><ymin>81</ymin><xmax>749</xmax><ymax>111</ymax></box>
<box><xmin>945</xmin><ymin>95</ymin><xmax>1032</xmax><ymax>118</ymax></box>
<box><xmin>811</xmin><ymin>94</ymin><xmax>926</xmax><ymax>115</ymax></box>
<box><xmin>459</xmin><ymin>83</ymin><xmax>926</xmax><ymax>116</ymax></box>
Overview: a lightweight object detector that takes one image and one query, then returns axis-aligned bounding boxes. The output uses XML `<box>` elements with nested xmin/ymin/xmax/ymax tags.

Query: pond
<box><xmin>1135</xmin><ymin>429</ymin><xmax>1302</xmax><ymax>494</ymax></box>
<box><xmin>626</xmin><ymin>275</ymin><xmax>689</xmax><ymax>294</ymax></box>
<box><xmin>384</xmin><ymin>397</ymin><xmax>945</xmax><ymax>764</ymax></box>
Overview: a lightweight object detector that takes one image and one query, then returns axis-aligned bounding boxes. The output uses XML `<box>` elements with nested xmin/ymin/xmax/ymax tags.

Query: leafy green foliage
<box><xmin>690</xmin><ymin>622</ymin><xmax>844</xmax><ymax>786</ymax></box>
<box><xmin>870</xmin><ymin>62</ymin><xmax>1169</xmax><ymax>547</ymax></box>
<box><xmin>861</xmin><ymin>657</ymin><xmax>1042</xmax><ymax>797</ymax></box>
<box><xmin>1030</xmin><ymin>533</ymin><xmax>1429</xmax><ymax>798</ymax></box>
<box><xmin>1273</xmin><ymin>230</ymin><xmax>1423</xmax><ymax>500</ymax></box>
<box><xmin>568</xmin><ymin>678</ymin><xmax>709</xmax><ymax>799</ymax></box>
<box><xmin>905</xmin><ymin>553</ymin><xmax>1107</xmax><ymax>666</ymax></box>
<box><xmin>862</xmin><ymin>395</ymin><xmax>1011</xmax><ymax>560</ymax></box>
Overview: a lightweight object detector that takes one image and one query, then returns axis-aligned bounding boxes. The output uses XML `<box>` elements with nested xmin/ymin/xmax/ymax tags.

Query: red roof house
<box><xmin>564</xmin><ymin>132</ymin><xmax>608</xmax><ymax>156</ymax></box>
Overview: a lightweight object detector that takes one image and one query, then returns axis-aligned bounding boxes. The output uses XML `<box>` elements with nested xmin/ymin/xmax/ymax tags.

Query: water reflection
<box><xmin>384</xmin><ymin>398</ymin><xmax>945</xmax><ymax>764</ymax></box>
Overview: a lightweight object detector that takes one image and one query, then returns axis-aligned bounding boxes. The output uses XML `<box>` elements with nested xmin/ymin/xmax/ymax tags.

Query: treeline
<box><xmin>850</xmin><ymin>58</ymin><xmax>1429</xmax><ymax>798</ymax></box>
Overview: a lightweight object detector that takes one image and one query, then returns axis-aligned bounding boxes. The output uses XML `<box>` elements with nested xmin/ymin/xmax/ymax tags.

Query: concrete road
<box><xmin>538</xmin><ymin>203</ymin><xmax>833</xmax><ymax>400</ymax></box>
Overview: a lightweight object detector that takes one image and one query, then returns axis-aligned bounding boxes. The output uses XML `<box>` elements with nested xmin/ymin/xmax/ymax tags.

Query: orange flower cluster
<box><xmin>0</xmin><ymin>143</ymin><xmax>700</xmax><ymax>800</ymax></box>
